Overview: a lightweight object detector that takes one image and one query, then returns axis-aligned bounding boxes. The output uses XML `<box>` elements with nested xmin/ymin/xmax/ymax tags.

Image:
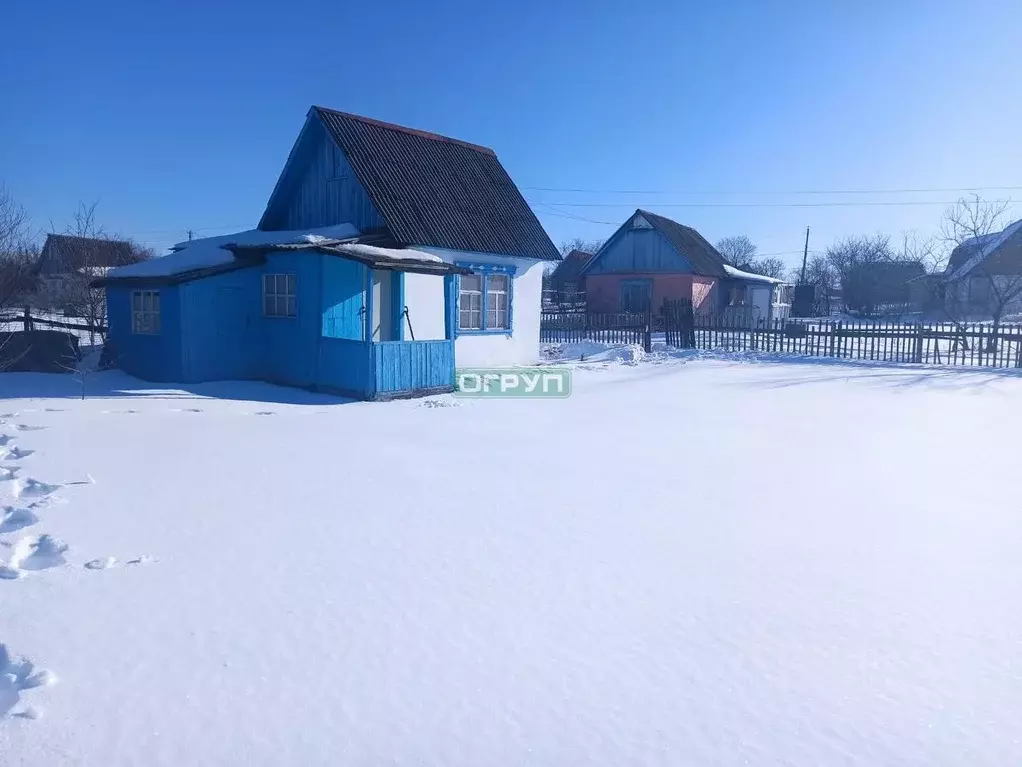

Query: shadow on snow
<box><xmin>0</xmin><ymin>370</ymin><xmax>356</xmax><ymax>406</ymax></box>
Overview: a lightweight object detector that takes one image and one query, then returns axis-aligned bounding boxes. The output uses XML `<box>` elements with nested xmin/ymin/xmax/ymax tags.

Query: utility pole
<box><xmin>187</xmin><ymin>229</ymin><xmax>195</xmax><ymax>242</ymax></box>
<box><xmin>798</xmin><ymin>226</ymin><xmax>810</xmax><ymax>284</ymax></box>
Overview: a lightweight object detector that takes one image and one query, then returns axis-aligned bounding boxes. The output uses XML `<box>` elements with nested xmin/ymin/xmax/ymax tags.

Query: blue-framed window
<box><xmin>455</xmin><ymin>263</ymin><xmax>515</xmax><ymax>335</ymax></box>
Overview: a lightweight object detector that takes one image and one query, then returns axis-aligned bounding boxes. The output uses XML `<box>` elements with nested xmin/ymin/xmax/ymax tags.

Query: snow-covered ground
<box><xmin>2</xmin><ymin>352</ymin><xmax>1022</xmax><ymax>765</ymax></box>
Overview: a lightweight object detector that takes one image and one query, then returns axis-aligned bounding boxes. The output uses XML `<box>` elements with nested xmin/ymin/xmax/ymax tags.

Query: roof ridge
<box><xmin>46</xmin><ymin>232</ymin><xmax>132</xmax><ymax>245</ymax></box>
<box><xmin>313</xmin><ymin>106</ymin><xmax>496</xmax><ymax>157</ymax></box>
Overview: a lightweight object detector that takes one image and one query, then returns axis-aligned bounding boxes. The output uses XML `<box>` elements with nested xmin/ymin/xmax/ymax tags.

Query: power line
<box><xmin>528</xmin><ymin>198</ymin><xmax>1016</xmax><ymax>210</ymax></box>
<box><xmin>523</xmin><ymin>184</ymin><xmax>1022</xmax><ymax>196</ymax></box>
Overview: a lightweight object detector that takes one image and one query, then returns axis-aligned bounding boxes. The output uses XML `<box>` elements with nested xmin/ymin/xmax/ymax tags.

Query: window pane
<box><xmin>132</xmin><ymin>292</ymin><xmax>142</xmax><ymax>311</ymax></box>
<box><xmin>152</xmin><ymin>292</ymin><xmax>160</xmax><ymax>313</ymax></box>
<box><xmin>264</xmin><ymin>294</ymin><xmax>276</xmax><ymax>315</ymax></box>
<box><xmin>489</xmin><ymin>274</ymin><xmax>509</xmax><ymax>294</ymax></box>
<box><xmin>461</xmin><ymin>274</ymin><xmax>482</xmax><ymax>293</ymax></box>
<box><xmin>286</xmin><ymin>296</ymin><xmax>297</xmax><ymax>317</ymax></box>
<box><xmin>142</xmin><ymin>292</ymin><xmax>152</xmax><ymax>311</ymax></box>
<box><xmin>264</xmin><ymin>274</ymin><xmax>273</xmax><ymax>294</ymax></box>
<box><xmin>286</xmin><ymin>274</ymin><xmax>297</xmax><ymax>295</ymax></box>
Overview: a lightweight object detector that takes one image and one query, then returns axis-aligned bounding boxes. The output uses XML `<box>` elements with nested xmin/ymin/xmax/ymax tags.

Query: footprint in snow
<box><xmin>100</xmin><ymin>409</ymin><xmax>138</xmax><ymax>415</ymax></box>
<box><xmin>0</xmin><ymin>467</ymin><xmax>19</xmax><ymax>481</ymax></box>
<box><xmin>0</xmin><ymin>643</ymin><xmax>57</xmax><ymax>720</ymax></box>
<box><xmin>12</xmin><ymin>478</ymin><xmax>59</xmax><ymax>500</ymax></box>
<box><xmin>253</xmin><ymin>411</ymin><xmax>275</xmax><ymax>416</ymax></box>
<box><xmin>3</xmin><ymin>535</ymin><xmax>69</xmax><ymax>574</ymax></box>
<box><xmin>42</xmin><ymin>408</ymin><xmax>64</xmax><ymax>413</ymax></box>
<box><xmin>0</xmin><ymin>507</ymin><xmax>38</xmax><ymax>535</ymax></box>
<box><xmin>171</xmin><ymin>408</ymin><xmax>202</xmax><ymax>413</ymax></box>
<box><xmin>14</xmin><ymin>425</ymin><xmax>45</xmax><ymax>432</ymax></box>
<box><xmin>84</xmin><ymin>554</ymin><xmax>153</xmax><ymax>571</ymax></box>
<box><xmin>0</xmin><ymin>447</ymin><xmax>34</xmax><ymax>461</ymax></box>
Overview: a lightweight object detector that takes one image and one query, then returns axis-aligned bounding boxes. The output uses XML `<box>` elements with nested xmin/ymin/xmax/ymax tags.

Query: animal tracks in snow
<box><xmin>0</xmin><ymin>644</ymin><xmax>56</xmax><ymax>720</ymax></box>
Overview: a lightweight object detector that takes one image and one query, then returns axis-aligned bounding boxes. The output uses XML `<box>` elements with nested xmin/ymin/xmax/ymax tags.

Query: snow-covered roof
<box><xmin>329</xmin><ymin>242</ymin><xmax>442</xmax><ymax>264</ymax></box>
<box><xmin>103</xmin><ymin>224</ymin><xmax>360</xmax><ymax>281</ymax></box>
<box><xmin>945</xmin><ymin>218</ymin><xmax>1022</xmax><ymax>281</ymax></box>
<box><xmin>723</xmin><ymin>264</ymin><xmax>786</xmax><ymax>285</ymax></box>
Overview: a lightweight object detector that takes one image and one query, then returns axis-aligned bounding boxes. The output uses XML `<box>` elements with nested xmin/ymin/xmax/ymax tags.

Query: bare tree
<box><xmin>557</xmin><ymin>237</ymin><xmax>604</xmax><ymax>257</ymax></box>
<box><xmin>0</xmin><ymin>184</ymin><xmax>37</xmax><ymax>310</ymax></box>
<box><xmin>0</xmin><ymin>185</ymin><xmax>39</xmax><ymax>371</ymax></box>
<box><xmin>825</xmin><ymin>234</ymin><xmax>903</xmax><ymax>315</ymax></box>
<box><xmin>745</xmin><ymin>257</ymin><xmax>787</xmax><ymax>280</ymax></box>
<box><xmin>716</xmin><ymin>235</ymin><xmax>757</xmax><ymax>267</ymax></box>
<box><xmin>44</xmin><ymin>202</ymin><xmax>153</xmax><ymax>345</ymax></box>
<box><xmin>939</xmin><ymin>195</ymin><xmax>1021</xmax><ymax>342</ymax></box>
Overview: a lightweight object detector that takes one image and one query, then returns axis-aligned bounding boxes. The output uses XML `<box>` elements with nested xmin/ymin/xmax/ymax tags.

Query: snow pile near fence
<box><xmin>3</xmin><ymin>361</ymin><xmax>1022</xmax><ymax>765</ymax></box>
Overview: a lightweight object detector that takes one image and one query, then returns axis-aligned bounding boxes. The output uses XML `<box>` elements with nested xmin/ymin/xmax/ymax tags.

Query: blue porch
<box><xmin>104</xmin><ymin>247</ymin><xmax>462</xmax><ymax>401</ymax></box>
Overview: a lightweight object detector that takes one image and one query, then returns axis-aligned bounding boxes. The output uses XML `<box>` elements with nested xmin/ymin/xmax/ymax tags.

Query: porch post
<box><xmin>444</xmin><ymin>274</ymin><xmax>455</xmax><ymax>340</ymax></box>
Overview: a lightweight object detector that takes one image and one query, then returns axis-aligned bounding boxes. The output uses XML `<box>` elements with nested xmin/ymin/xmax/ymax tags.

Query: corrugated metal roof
<box><xmin>313</xmin><ymin>107</ymin><xmax>560</xmax><ymax>262</ymax></box>
<box><xmin>637</xmin><ymin>210</ymin><xmax>728</xmax><ymax>278</ymax></box>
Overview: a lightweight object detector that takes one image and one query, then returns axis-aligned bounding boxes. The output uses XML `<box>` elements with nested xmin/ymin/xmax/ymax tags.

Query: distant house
<box><xmin>843</xmin><ymin>260</ymin><xmax>924</xmax><ymax>314</ymax></box>
<box><xmin>37</xmin><ymin>234</ymin><xmax>138</xmax><ymax>301</ymax></box>
<box><xmin>95</xmin><ymin>106</ymin><xmax>560</xmax><ymax>400</ymax></box>
<box><xmin>941</xmin><ymin>219</ymin><xmax>1022</xmax><ymax>318</ymax></box>
<box><xmin>545</xmin><ymin>249</ymin><xmax>592</xmax><ymax>304</ymax></box>
<box><xmin>579</xmin><ymin>209</ymin><xmax>791</xmax><ymax>324</ymax></box>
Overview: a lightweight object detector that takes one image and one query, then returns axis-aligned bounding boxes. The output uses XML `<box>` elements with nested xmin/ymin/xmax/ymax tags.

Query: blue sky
<box><xmin>2</xmin><ymin>0</ymin><xmax>1020</xmax><ymax>269</ymax></box>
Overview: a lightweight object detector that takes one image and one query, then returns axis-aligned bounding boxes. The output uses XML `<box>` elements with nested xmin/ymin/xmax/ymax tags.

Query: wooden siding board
<box><xmin>261</xmin><ymin>116</ymin><xmax>385</xmax><ymax>233</ymax></box>
<box><xmin>322</xmin><ymin>257</ymin><xmax>365</xmax><ymax>339</ymax></box>
<box><xmin>585</xmin><ymin>228</ymin><xmax>693</xmax><ymax>275</ymax></box>
<box><xmin>373</xmin><ymin>340</ymin><xmax>454</xmax><ymax>393</ymax></box>
<box><xmin>106</xmin><ymin>285</ymin><xmax>184</xmax><ymax>382</ymax></box>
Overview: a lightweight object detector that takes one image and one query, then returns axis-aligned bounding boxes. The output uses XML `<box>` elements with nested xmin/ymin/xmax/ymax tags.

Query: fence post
<box><xmin>828</xmin><ymin>322</ymin><xmax>837</xmax><ymax>357</ymax></box>
<box><xmin>913</xmin><ymin>323</ymin><xmax>924</xmax><ymax>363</ymax></box>
<box><xmin>22</xmin><ymin>306</ymin><xmax>32</xmax><ymax>332</ymax></box>
<box><xmin>643</xmin><ymin>311</ymin><xmax>652</xmax><ymax>353</ymax></box>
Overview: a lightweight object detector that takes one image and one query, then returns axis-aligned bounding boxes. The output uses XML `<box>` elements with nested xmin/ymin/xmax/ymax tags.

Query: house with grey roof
<box><xmin>95</xmin><ymin>106</ymin><xmax>560</xmax><ymax>399</ymax></box>
<box><xmin>578</xmin><ymin>210</ymin><xmax>790</xmax><ymax>325</ymax></box>
<box><xmin>942</xmin><ymin>219</ymin><xmax>1022</xmax><ymax>319</ymax></box>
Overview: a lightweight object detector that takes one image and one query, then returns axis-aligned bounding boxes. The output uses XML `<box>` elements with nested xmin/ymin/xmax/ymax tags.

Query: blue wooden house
<box><xmin>97</xmin><ymin>107</ymin><xmax>561</xmax><ymax>400</ymax></box>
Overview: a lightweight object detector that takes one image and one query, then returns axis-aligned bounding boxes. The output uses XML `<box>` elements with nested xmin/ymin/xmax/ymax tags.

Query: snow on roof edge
<box><xmin>723</xmin><ymin>264</ymin><xmax>786</xmax><ymax>284</ymax></box>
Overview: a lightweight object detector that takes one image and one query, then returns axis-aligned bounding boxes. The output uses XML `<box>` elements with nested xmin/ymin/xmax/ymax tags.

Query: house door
<box><xmin>620</xmin><ymin>279</ymin><xmax>652</xmax><ymax>313</ymax></box>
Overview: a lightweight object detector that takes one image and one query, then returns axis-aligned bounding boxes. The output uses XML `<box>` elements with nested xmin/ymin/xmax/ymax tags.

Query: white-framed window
<box><xmin>131</xmin><ymin>290</ymin><xmax>161</xmax><ymax>334</ymax></box>
<box><xmin>263</xmin><ymin>273</ymin><xmax>297</xmax><ymax>318</ymax></box>
<box><xmin>457</xmin><ymin>265</ymin><xmax>515</xmax><ymax>333</ymax></box>
<box><xmin>486</xmin><ymin>273</ymin><xmax>509</xmax><ymax>330</ymax></box>
<box><xmin>458</xmin><ymin>273</ymin><xmax>483</xmax><ymax>330</ymax></box>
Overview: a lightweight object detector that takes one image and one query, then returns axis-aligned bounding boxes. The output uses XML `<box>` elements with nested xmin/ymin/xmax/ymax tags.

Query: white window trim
<box><xmin>263</xmin><ymin>273</ymin><xmax>297</xmax><ymax>318</ymax></box>
<box><xmin>131</xmin><ymin>290</ymin><xmax>161</xmax><ymax>334</ymax></box>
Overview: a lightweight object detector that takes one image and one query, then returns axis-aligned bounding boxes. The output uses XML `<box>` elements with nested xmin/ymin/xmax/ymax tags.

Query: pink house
<box><xmin>579</xmin><ymin>210</ymin><xmax>789</xmax><ymax>324</ymax></box>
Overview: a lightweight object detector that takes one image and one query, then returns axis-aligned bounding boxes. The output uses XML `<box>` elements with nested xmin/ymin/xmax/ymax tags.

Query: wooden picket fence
<box><xmin>671</xmin><ymin>312</ymin><xmax>1022</xmax><ymax>369</ymax></box>
<box><xmin>540</xmin><ymin>311</ymin><xmax>651</xmax><ymax>349</ymax></box>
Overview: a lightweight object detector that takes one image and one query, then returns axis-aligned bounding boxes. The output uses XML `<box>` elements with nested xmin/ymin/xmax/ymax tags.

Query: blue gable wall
<box><xmin>584</xmin><ymin>226</ymin><xmax>693</xmax><ymax>275</ymax></box>
<box><xmin>259</xmin><ymin>117</ymin><xmax>385</xmax><ymax>233</ymax></box>
<box><xmin>107</xmin><ymin>285</ymin><xmax>184</xmax><ymax>382</ymax></box>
